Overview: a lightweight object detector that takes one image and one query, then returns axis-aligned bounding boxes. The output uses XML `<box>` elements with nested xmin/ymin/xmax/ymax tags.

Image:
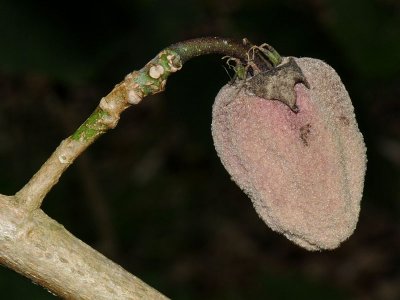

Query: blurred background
<box><xmin>0</xmin><ymin>0</ymin><xmax>399</xmax><ymax>299</ymax></box>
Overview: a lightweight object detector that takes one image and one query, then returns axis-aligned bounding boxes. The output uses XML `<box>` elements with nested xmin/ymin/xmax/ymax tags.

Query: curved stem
<box><xmin>168</xmin><ymin>37</ymin><xmax>279</xmax><ymax>70</ymax></box>
<box><xmin>16</xmin><ymin>37</ymin><xmax>280</xmax><ymax>211</ymax></box>
<box><xmin>169</xmin><ymin>37</ymin><xmax>250</xmax><ymax>63</ymax></box>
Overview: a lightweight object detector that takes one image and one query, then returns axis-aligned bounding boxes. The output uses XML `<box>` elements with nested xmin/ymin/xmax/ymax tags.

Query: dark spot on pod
<box><xmin>300</xmin><ymin>123</ymin><xmax>312</xmax><ymax>146</ymax></box>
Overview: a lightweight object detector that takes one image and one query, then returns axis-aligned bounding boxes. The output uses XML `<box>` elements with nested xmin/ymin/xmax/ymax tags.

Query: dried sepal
<box><xmin>245</xmin><ymin>57</ymin><xmax>310</xmax><ymax>112</ymax></box>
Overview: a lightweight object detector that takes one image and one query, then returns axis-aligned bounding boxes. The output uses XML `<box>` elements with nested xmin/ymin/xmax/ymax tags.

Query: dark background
<box><xmin>0</xmin><ymin>0</ymin><xmax>399</xmax><ymax>299</ymax></box>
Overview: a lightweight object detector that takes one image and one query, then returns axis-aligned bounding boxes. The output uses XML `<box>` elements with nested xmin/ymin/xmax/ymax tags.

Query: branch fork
<box><xmin>0</xmin><ymin>37</ymin><xmax>295</xmax><ymax>299</ymax></box>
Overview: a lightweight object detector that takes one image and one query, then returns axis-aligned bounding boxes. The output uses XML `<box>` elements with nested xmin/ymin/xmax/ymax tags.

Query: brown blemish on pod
<box><xmin>299</xmin><ymin>123</ymin><xmax>312</xmax><ymax>146</ymax></box>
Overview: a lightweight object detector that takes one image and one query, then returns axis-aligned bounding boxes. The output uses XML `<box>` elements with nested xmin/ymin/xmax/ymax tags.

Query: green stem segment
<box><xmin>169</xmin><ymin>37</ymin><xmax>251</xmax><ymax>63</ymax></box>
<box><xmin>168</xmin><ymin>37</ymin><xmax>281</xmax><ymax>70</ymax></box>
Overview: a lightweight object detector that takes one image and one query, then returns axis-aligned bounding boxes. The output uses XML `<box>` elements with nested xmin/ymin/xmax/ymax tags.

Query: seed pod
<box><xmin>212</xmin><ymin>57</ymin><xmax>367</xmax><ymax>251</ymax></box>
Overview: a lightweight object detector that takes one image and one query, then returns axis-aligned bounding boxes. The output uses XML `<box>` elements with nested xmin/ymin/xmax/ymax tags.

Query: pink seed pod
<box><xmin>212</xmin><ymin>57</ymin><xmax>367</xmax><ymax>251</ymax></box>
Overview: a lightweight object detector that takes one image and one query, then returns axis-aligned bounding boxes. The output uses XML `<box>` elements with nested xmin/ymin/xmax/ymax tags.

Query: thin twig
<box><xmin>15</xmin><ymin>37</ymin><xmax>278</xmax><ymax>211</ymax></box>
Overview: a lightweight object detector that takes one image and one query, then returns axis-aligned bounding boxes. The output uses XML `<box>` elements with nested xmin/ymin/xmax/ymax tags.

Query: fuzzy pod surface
<box><xmin>211</xmin><ymin>57</ymin><xmax>367</xmax><ymax>251</ymax></box>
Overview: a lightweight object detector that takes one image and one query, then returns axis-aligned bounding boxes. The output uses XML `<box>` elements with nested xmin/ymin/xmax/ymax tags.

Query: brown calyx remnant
<box><xmin>212</xmin><ymin>57</ymin><xmax>367</xmax><ymax>251</ymax></box>
<box><xmin>244</xmin><ymin>57</ymin><xmax>310</xmax><ymax>113</ymax></box>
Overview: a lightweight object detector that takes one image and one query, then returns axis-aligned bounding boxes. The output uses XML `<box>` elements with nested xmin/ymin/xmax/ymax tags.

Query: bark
<box><xmin>0</xmin><ymin>195</ymin><xmax>167</xmax><ymax>299</ymax></box>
